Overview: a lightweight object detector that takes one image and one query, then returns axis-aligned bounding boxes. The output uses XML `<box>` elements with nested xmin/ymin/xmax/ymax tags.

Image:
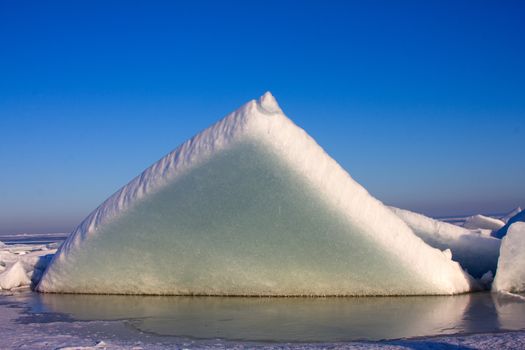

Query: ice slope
<box><xmin>493</xmin><ymin>222</ymin><xmax>525</xmax><ymax>293</ymax></box>
<box><xmin>38</xmin><ymin>92</ymin><xmax>474</xmax><ymax>296</ymax></box>
<box><xmin>390</xmin><ymin>207</ymin><xmax>501</xmax><ymax>278</ymax></box>
<box><xmin>494</xmin><ymin>209</ymin><xmax>525</xmax><ymax>239</ymax></box>
<box><xmin>463</xmin><ymin>214</ymin><xmax>505</xmax><ymax>231</ymax></box>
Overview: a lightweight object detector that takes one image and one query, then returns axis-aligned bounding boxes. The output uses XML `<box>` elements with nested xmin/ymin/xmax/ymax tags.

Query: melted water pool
<box><xmin>14</xmin><ymin>292</ymin><xmax>525</xmax><ymax>342</ymax></box>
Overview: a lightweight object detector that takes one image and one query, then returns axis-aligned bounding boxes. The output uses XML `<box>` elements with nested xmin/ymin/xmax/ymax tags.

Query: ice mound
<box><xmin>390</xmin><ymin>207</ymin><xmax>501</xmax><ymax>278</ymax></box>
<box><xmin>494</xmin><ymin>209</ymin><xmax>525</xmax><ymax>239</ymax></box>
<box><xmin>38</xmin><ymin>92</ymin><xmax>474</xmax><ymax>296</ymax></box>
<box><xmin>493</xmin><ymin>222</ymin><xmax>525</xmax><ymax>293</ymax></box>
<box><xmin>463</xmin><ymin>214</ymin><xmax>505</xmax><ymax>232</ymax></box>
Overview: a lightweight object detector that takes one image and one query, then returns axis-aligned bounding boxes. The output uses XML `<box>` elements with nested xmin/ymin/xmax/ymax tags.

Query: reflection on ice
<box><xmin>493</xmin><ymin>292</ymin><xmax>525</xmax><ymax>330</ymax></box>
<box><xmin>31</xmin><ymin>293</ymin><xmax>502</xmax><ymax>342</ymax></box>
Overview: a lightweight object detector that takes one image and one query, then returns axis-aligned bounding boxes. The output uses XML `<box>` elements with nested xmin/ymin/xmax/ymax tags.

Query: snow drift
<box><xmin>38</xmin><ymin>93</ymin><xmax>474</xmax><ymax>296</ymax></box>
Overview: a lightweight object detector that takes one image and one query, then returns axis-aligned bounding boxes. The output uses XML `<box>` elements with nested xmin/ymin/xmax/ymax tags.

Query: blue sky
<box><xmin>1</xmin><ymin>1</ymin><xmax>524</xmax><ymax>234</ymax></box>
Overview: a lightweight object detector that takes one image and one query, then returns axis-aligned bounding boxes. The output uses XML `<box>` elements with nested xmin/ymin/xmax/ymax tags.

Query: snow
<box><xmin>390</xmin><ymin>207</ymin><xmax>500</xmax><ymax>278</ymax></box>
<box><xmin>493</xmin><ymin>222</ymin><xmax>525</xmax><ymax>293</ymax></box>
<box><xmin>463</xmin><ymin>214</ymin><xmax>505</xmax><ymax>231</ymax></box>
<box><xmin>494</xmin><ymin>208</ymin><xmax>525</xmax><ymax>239</ymax></box>
<box><xmin>38</xmin><ymin>92</ymin><xmax>474</xmax><ymax>296</ymax></box>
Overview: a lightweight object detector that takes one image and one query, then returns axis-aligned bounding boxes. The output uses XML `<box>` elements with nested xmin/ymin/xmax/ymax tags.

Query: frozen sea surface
<box><xmin>2</xmin><ymin>291</ymin><xmax>525</xmax><ymax>349</ymax></box>
<box><xmin>13</xmin><ymin>291</ymin><xmax>525</xmax><ymax>342</ymax></box>
<box><xmin>0</xmin><ymin>232</ymin><xmax>69</xmax><ymax>245</ymax></box>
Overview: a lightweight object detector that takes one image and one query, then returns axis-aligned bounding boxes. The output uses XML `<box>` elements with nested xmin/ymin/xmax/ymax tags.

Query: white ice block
<box><xmin>38</xmin><ymin>93</ymin><xmax>474</xmax><ymax>296</ymax></box>
<box><xmin>493</xmin><ymin>222</ymin><xmax>525</xmax><ymax>293</ymax></box>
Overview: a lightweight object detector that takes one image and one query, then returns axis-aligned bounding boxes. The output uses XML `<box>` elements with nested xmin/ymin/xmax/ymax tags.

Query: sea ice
<box><xmin>493</xmin><ymin>222</ymin><xmax>525</xmax><ymax>293</ymax></box>
<box><xmin>494</xmin><ymin>209</ymin><xmax>525</xmax><ymax>239</ymax></box>
<box><xmin>38</xmin><ymin>92</ymin><xmax>474</xmax><ymax>296</ymax></box>
<box><xmin>463</xmin><ymin>214</ymin><xmax>505</xmax><ymax>231</ymax></box>
<box><xmin>390</xmin><ymin>207</ymin><xmax>501</xmax><ymax>278</ymax></box>
<box><xmin>0</xmin><ymin>261</ymin><xmax>30</xmax><ymax>290</ymax></box>
<box><xmin>0</xmin><ymin>241</ymin><xmax>57</xmax><ymax>292</ymax></box>
<box><xmin>501</xmin><ymin>207</ymin><xmax>522</xmax><ymax>223</ymax></box>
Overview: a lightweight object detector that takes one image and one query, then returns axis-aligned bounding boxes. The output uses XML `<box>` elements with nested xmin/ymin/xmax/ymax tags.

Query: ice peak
<box><xmin>257</xmin><ymin>91</ymin><xmax>282</xmax><ymax>115</ymax></box>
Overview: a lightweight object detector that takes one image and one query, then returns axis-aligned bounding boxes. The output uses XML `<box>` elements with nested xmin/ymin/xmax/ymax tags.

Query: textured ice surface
<box><xmin>494</xmin><ymin>209</ymin><xmax>525</xmax><ymax>239</ymax></box>
<box><xmin>493</xmin><ymin>222</ymin><xmax>525</xmax><ymax>293</ymax></box>
<box><xmin>463</xmin><ymin>214</ymin><xmax>505</xmax><ymax>231</ymax></box>
<box><xmin>38</xmin><ymin>93</ymin><xmax>473</xmax><ymax>295</ymax></box>
<box><xmin>391</xmin><ymin>207</ymin><xmax>500</xmax><ymax>278</ymax></box>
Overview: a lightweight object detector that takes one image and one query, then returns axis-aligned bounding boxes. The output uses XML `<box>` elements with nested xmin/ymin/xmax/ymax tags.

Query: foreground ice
<box><xmin>390</xmin><ymin>207</ymin><xmax>500</xmax><ymax>278</ymax></box>
<box><xmin>38</xmin><ymin>93</ymin><xmax>474</xmax><ymax>296</ymax></box>
<box><xmin>493</xmin><ymin>222</ymin><xmax>525</xmax><ymax>293</ymax></box>
<box><xmin>1</xmin><ymin>292</ymin><xmax>525</xmax><ymax>349</ymax></box>
<box><xmin>0</xmin><ymin>240</ymin><xmax>56</xmax><ymax>293</ymax></box>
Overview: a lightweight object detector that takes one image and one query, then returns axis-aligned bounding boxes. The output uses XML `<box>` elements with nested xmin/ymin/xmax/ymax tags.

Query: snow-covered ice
<box><xmin>390</xmin><ymin>207</ymin><xmax>501</xmax><ymax>278</ymax></box>
<box><xmin>463</xmin><ymin>214</ymin><xmax>505</xmax><ymax>231</ymax></box>
<box><xmin>0</xmin><ymin>240</ymin><xmax>56</xmax><ymax>293</ymax></box>
<box><xmin>493</xmin><ymin>222</ymin><xmax>525</xmax><ymax>293</ymax></box>
<box><xmin>38</xmin><ymin>93</ymin><xmax>474</xmax><ymax>296</ymax></box>
<box><xmin>0</xmin><ymin>261</ymin><xmax>31</xmax><ymax>290</ymax></box>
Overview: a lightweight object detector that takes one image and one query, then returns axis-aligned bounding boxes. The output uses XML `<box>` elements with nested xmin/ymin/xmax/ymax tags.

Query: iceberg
<box><xmin>463</xmin><ymin>214</ymin><xmax>505</xmax><ymax>232</ymax></box>
<box><xmin>493</xmin><ymin>222</ymin><xmax>525</xmax><ymax>293</ymax></box>
<box><xmin>390</xmin><ymin>207</ymin><xmax>501</xmax><ymax>278</ymax></box>
<box><xmin>493</xmin><ymin>209</ymin><xmax>525</xmax><ymax>239</ymax></box>
<box><xmin>38</xmin><ymin>93</ymin><xmax>474</xmax><ymax>296</ymax></box>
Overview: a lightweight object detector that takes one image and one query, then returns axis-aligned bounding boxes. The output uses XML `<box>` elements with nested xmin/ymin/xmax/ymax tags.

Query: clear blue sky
<box><xmin>1</xmin><ymin>1</ymin><xmax>524</xmax><ymax>234</ymax></box>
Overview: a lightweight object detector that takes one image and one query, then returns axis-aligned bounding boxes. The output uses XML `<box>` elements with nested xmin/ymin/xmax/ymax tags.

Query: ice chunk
<box><xmin>463</xmin><ymin>214</ymin><xmax>505</xmax><ymax>231</ymax></box>
<box><xmin>0</xmin><ymin>236</ymin><xmax>58</xmax><ymax>291</ymax></box>
<box><xmin>501</xmin><ymin>207</ymin><xmax>522</xmax><ymax>223</ymax></box>
<box><xmin>493</xmin><ymin>222</ymin><xmax>525</xmax><ymax>293</ymax></box>
<box><xmin>493</xmin><ymin>209</ymin><xmax>525</xmax><ymax>239</ymax></box>
<box><xmin>0</xmin><ymin>261</ymin><xmax>31</xmax><ymax>290</ymax></box>
<box><xmin>391</xmin><ymin>207</ymin><xmax>501</xmax><ymax>278</ymax></box>
<box><xmin>38</xmin><ymin>93</ymin><xmax>474</xmax><ymax>296</ymax></box>
<box><xmin>480</xmin><ymin>271</ymin><xmax>494</xmax><ymax>288</ymax></box>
